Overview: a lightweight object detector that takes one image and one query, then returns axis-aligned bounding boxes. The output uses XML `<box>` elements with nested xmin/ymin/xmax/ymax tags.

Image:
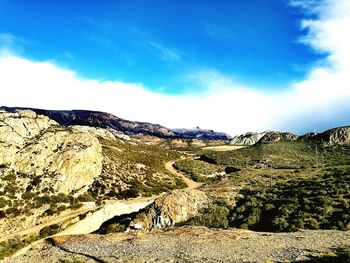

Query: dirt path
<box><xmin>0</xmin><ymin>196</ymin><xmax>159</xmax><ymax>243</ymax></box>
<box><xmin>0</xmin><ymin>206</ymin><xmax>97</xmax><ymax>242</ymax></box>
<box><xmin>4</xmin><ymin>159</ymin><xmax>197</xmax><ymax>259</ymax></box>
<box><xmin>165</xmin><ymin>160</ymin><xmax>203</xmax><ymax>189</ymax></box>
<box><xmin>201</xmin><ymin>145</ymin><xmax>245</xmax><ymax>151</ymax></box>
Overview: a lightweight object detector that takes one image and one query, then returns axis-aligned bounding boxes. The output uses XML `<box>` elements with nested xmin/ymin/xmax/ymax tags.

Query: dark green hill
<box><xmin>200</xmin><ymin>141</ymin><xmax>350</xmax><ymax>169</ymax></box>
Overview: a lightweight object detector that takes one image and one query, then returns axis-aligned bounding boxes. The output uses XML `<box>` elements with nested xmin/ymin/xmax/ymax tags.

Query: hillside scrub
<box><xmin>230</xmin><ymin>168</ymin><xmax>350</xmax><ymax>232</ymax></box>
<box><xmin>87</xmin><ymin>137</ymin><xmax>186</xmax><ymax>200</ymax></box>
<box><xmin>187</xmin><ymin>168</ymin><xmax>349</xmax><ymax>232</ymax></box>
<box><xmin>173</xmin><ymin>159</ymin><xmax>224</xmax><ymax>182</ymax></box>
<box><xmin>200</xmin><ymin>141</ymin><xmax>350</xmax><ymax>169</ymax></box>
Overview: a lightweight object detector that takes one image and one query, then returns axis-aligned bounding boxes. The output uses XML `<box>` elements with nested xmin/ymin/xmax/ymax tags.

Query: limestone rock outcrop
<box><xmin>230</xmin><ymin>131</ymin><xmax>268</xmax><ymax>146</ymax></box>
<box><xmin>131</xmin><ymin>189</ymin><xmax>209</xmax><ymax>230</ymax></box>
<box><xmin>0</xmin><ymin>109</ymin><xmax>102</xmax><ymax>194</ymax></box>
<box><xmin>258</xmin><ymin>131</ymin><xmax>299</xmax><ymax>144</ymax></box>
<box><xmin>0</xmin><ymin>107</ymin><xmax>176</xmax><ymax>138</ymax></box>
<box><xmin>309</xmin><ymin>126</ymin><xmax>350</xmax><ymax>145</ymax></box>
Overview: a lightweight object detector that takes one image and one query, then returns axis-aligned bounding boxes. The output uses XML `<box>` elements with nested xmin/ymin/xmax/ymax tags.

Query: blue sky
<box><xmin>1</xmin><ymin>0</ymin><xmax>350</xmax><ymax>135</ymax></box>
<box><xmin>0</xmin><ymin>0</ymin><xmax>324</xmax><ymax>94</ymax></box>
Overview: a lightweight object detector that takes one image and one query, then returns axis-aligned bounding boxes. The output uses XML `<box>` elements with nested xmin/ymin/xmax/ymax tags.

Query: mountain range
<box><xmin>0</xmin><ymin>106</ymin><xmax>231</xmax><ymax>140</ymax></box>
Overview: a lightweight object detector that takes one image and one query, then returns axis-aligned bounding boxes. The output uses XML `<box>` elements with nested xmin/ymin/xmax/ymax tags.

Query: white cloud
<box><xmin>148</xmin><ymin>41</ymin><xmax>182</xmax><ymax>62</ymax></box>
<box><xmin>0</xmin><ymin>33</ymin><xmax>25</xmax><ymax>53</ymax></box>
<box><xmin>0</xmin><ymin>0</ymin><xmax>350</xmax><ymax>135</ymax></box>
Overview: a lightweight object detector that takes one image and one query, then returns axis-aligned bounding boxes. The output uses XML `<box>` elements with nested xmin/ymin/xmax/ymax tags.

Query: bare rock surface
<box><xmin>230</xmin><ymin>131</ymin><xmax>268</xmax><ymax>146</ymax></box>
<box><xmin>312</xmin><ymin>126</ymin><xmax>350</xmax><ymax>145</ymax></box>
<box><xmin>6</xmin><ymin>227</ymin><xmax>350</xmax><ymax>262</ymax></box>
<box><xmin>131</xmin><ymin>189</ymin><xmax>209</xmax><ymax>230</ymax></box>
<box><xmin>0</xmin><ymin>110</ymin><xmax>103</xmax><ymax>194</ymax></box>
<box><xmin>258</xmin><ymin>131</ymin><xmax>299</xmax><ymax>144</ymax></box>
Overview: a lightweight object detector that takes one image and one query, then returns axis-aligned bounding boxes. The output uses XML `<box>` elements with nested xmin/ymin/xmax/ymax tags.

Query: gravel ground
<box><xmin>5</xmin><ymin>226</ymin><xmax>350</xmax><ymax>263</ymax></box>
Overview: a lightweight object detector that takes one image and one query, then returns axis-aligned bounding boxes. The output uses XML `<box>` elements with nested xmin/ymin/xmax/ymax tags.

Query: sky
<box><xmin>0</xmin><ymin>0</ymin><xmax>350</xmax><ymax>135</ymax></box>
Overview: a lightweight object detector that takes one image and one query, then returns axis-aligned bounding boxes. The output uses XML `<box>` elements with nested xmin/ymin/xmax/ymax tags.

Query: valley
<box><xmin>0</xmin><ymin>108</ymin><xmax>349</xmax><ymax>262</ymax></box>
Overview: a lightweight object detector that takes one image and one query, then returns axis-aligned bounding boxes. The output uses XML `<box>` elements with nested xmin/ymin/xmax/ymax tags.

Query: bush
<box><xmin>77</xmin><ymin>193</ymin><xmax>95</xmax><ymax>202</ymax></box>
<box><xmin>105</xmin><ymin>223</ymin><xmax>126</xmax><ymax>233</ymax></box>
<box><xmin>5</xmin><ymin>207</ymin><xmax>21</xmax><ymax>217</ymax></box>
<box><xmin>230</xmin><ymin>168</ymin><xmax>350</xmax><ymax>232</ymax></box>
<box><xmin>51</xmin><ymin>193</ymin><xmax>70</xmax><ymax>204</ymax></box>
<box><xmin>0</xmin><ymin>210</ymin><xmax>6</xmax><ymax>218</ymax></box>
<box><xmin>0</xmin><ymin>198</ymin><xmax>7</xmax><ymax>208</ymax></box>
<box><xmin>188</xmin><ymin>204</ymin><xmax>230</xmax><ymax>229</ymax></box>
<box><xmin>39</xmin><ymin>224</ymin><xmax>60</xmax><ymax>238</ymax></box>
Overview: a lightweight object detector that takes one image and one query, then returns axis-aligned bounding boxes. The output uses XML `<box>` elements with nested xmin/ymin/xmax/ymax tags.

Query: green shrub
<box><xmin>0</xmin><ymin>210</ymin><xmax>6</xmax><ymax>218</ymax></box>
<box><xmin>77</xmin><ymin>193</ymin><xmax>95</xmax><ymax>202</ymax></box>
<box><xmin>105</xmin><ymin>223</ymin><xmax>126</xmax><ymax>233</ymax></box>
<box><xmin>230</xmin><ymin>168</ymin><xmax>350</xmax><ymax>232</ymax></box>
<box><xmin>39</xmin><ymin>224</ymin><xmax>60</xmax><ymax>238</ymax></box>
<box><xmin>51</xmin><ymin>193</ymin><xmax>70</xmax><ymax>203</ymax></box>
<box><xmin>188</xmin><ymin>204</ymin><xmax>230</xmax><ymax>229</ymax></box>
<box><xmin>0</xmin><ymin>197</ymin><xmax>7</xmax><ymax>208</ymax></box>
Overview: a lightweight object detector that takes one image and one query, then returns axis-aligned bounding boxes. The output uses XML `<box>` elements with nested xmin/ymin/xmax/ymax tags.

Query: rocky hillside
<box><xmin>258</xmin><ymin>131</ymin><xmax>299</xmax><ymax>144</ymax></box>
<box><xmin>0</xmin><ymin>109</ymin><xmax>185</xmax><ymax>238</ymax></box>
<box><xmin>230</xmin><ymin>131</ymin><xmax>299</xmax><ymax>145</ymax></box>
<box><xmin>309</xmin><ymin>125</ymin><xmax>350</xmax><ymax>145</ymax></box>
<box><xmin>172</xmin><ymin>127</ymin><xmax>231</xmax><ymax>140</ymax></box>
<box><xmin>0</xmin><ymin>106</ymin><xmax>176</xmax><ymax>138</ymax></box>
<box><xmin>231</xmin><ymin>126</ymin><xmax>350</xmax><ymax>146</ymax></box>
<box><xmin>230</xmin><ymin>131</ymin><xmax>267</xmax><ymax>145</ymax></box>
<box><xmin>131</xmin><ymin>189</ymin><xmax>209</xmax><ymax>230</ymax></box>
<box><xmin>1</xmin><ymin>107</ymin><xmax>231</xmax><ymax>140</ymax></box>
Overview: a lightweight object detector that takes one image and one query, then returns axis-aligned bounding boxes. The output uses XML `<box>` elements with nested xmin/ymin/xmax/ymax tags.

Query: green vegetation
<box><xmin>0</xmin><ymin>197</ymin><xmax>6</xmax><ymax>208</ymax></box>
<box><xmin>189</xmin><ymin>168</ymin><xmax>349</xmax><ymax>232</ymax></box>
<box><xmin>188</xmin><ymin>199</ymin><xmax>230</xmax><ymax>228</ymax></box>
<box><xmin>201</xmin><ymin>141</ymin><xmax>350</xmax><ymax>169</ymax></box>
<box><xmin>0</xmin><ymin>235</ymin><xmax>37</xmax><ymax>260</ymax></box>
<box><xmin>0</xmin><ymin>223</ymin><xmax>63</xmax><ymax>259</ymax></box>
<box><xmin>173</xmin><ymin>159</ymin><xmax>223</xmax><ymax>182</ymax></box>
<box><xmin>300</xmin><ymin>247</ymin><xmax>350</xmax><ymax>262</ymax></box>
<box><xmin>89</xmin><ymin>137</ymin><xmax>185</xmax><ymax>199</ymax></box>
<box><xmin>39</xmin><ymin>224</ymin><xmax>60</xmax><ymax>238</ymax></box>
<box><xmin>230</xmin><ymin>168</ymin><xmax>350</xmax><ymax>232</ymax></box>
<box><xmin>76</xmin><ymin>193</ymin><xmax>95</xmax><ymax>202</ymax></box>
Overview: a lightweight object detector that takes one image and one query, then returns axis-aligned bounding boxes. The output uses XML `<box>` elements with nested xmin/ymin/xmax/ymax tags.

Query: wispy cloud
<box><xmin>81</xmin><ymin>16</ymin><xmax>182</xmax><ymax>63</ymax></box>
<box><xmin>148</xmin><ymin>41</ymin><xmax>181</xmax><ymax>62</ymax></box>
<box><xmin>0</xmin><ymin>33</ymin><xmax>26</xmax><ymax>53</ymax></box>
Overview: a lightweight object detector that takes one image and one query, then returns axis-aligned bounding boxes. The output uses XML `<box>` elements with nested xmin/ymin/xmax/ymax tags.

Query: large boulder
<box><xmin>131</xmin><ymin>189</ymin><xmax>209</xmax><ymax>230</ymax></box>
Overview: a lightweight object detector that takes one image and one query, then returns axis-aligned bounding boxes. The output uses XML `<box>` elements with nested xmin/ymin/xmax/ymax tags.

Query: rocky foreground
<box><xmin>6</xmin><ymin>227</ymin><xmax>350</xmax><ymax>262</ymax></box>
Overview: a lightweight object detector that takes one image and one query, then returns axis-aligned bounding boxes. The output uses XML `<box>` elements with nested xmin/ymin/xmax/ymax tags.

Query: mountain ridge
<box><xmin>0</xmin><ymin>106</ymin><xmax>231</xmax><ymax>141</ymax></box>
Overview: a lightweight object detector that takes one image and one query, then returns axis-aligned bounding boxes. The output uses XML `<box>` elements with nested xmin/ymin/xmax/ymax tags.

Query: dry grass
<box><xmin>201</xmin><ymin>145</ymin><xmax>246</xmax><ymax>151</ymax></box>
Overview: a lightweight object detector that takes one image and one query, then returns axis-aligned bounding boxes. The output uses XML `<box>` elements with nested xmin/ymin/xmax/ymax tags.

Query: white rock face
<box><xmin>58</xmin><ymin>199</ymin><xmax>154</xmax><ymax>236</ymax></box>
<box><xmin>230</xmin><ymin>131</ymin><xmax>268</xmax><ymax>146</ymax></box>
<box><xmin>132</xmin><ymin>189</ymin><xmax>209</xmax><ymax>230</ymax></box>
<box><xmin>0</xmin><ymin>110</ymin><xmax>103</xmax><ymax>194</ymax></box>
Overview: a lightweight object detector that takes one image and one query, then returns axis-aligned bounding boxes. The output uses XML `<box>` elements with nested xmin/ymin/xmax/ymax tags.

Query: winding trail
<box><xmin>5</xmin><ymin>158</ymin><xmax>201</xmax><ymax>260</ymax></box>
<box><xmin>2</xmin><ymin>159</ymin><xmax>197</xmax><ymax>243</ymax></box>
<box><xmin>165</xmin><ymin>160</ymin><xmax>203</xmax><ymax>189</ymax></box>
<box><xmin>0</xmin><ymin>206</ymin><xmax>97</xmax><ymax>242</ymax></box>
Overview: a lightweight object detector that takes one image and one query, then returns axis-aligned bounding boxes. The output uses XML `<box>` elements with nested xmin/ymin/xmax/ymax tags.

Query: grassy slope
<box><xmin>88</xmin><ymin>137</ymin><xmax>186</xmax><ymax>200</ymax></box>
<box><xmin>230</xmin><ymin>167</ymin><xmax>350</xmax><ymax>232</ymax></box>
<box><xmin>173</xmin><ymin>159</ymin><xmax>224</xmax><ymax>182</ymax></box>
<box><xmin>201</xmin><ymin>141</ymin><xmax>350</xmax><ymax>169</ymax></box>
<box><xmin>185</xmin><ymin>140</ymin><xmax>350</xmax><ymax>233</ymax></box>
